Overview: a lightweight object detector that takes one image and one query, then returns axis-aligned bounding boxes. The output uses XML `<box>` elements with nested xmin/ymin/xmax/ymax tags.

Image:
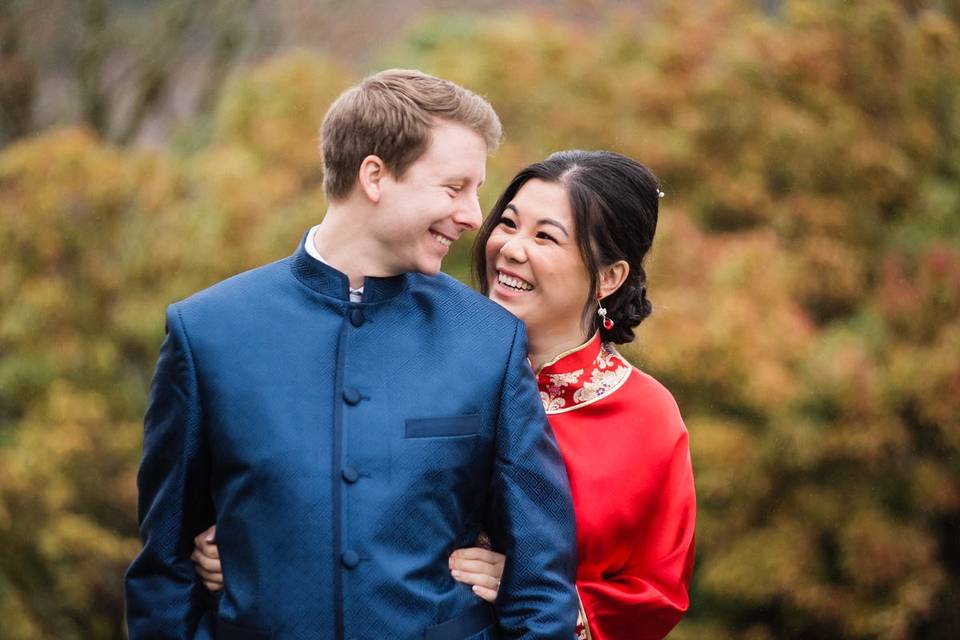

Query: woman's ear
<box><xmin>598</xmin><ymin>260</ymin><xmax>630</xmax><ymax>300</ymax></box>
<box><xmin>357</xmin><ymin>155</ymin><xmax>387</xmax><ymax>203</ymax></box>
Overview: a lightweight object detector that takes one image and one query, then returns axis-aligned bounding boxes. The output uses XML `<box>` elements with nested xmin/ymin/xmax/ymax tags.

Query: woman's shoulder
<box><xmin>619</xmin><ymin>362</ymin><xmax>688</xmax><ymax>439</ymax></box>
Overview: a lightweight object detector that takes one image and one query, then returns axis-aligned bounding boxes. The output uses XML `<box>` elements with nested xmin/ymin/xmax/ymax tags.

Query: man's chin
<box><xmin>412</xmin><ymin>259</ymin><xmax>443</xmax><ymax>277</ymax></box>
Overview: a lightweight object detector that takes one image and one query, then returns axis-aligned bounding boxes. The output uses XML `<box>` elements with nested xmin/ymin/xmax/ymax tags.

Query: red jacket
<box><xmin>537</xmin><ymin>334</ymin><xmax>696</xmax><ymax>640</ymax></box>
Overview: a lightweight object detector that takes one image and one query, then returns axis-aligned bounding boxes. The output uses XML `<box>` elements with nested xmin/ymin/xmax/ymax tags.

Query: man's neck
<box><xmin>311</xmin><ymin>206</ymin><xmax>393</xmax><ymax>289</ymax></box>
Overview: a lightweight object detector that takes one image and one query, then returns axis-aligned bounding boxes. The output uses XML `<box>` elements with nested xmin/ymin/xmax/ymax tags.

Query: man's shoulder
<box><xmin>174</xmin><ymin>257</ymin><xmax>290</xmax><ymax>316</ymax></box>
<box><xmin>409</xmin><ymin>272</ymin><xmax>521</xmax><ymax>329</ymax></box>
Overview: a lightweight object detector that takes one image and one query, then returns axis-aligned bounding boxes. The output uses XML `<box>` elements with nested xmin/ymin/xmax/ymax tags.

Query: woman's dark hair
<box><xmin>472</xmin><ymin>150</ymin><xmax>660</xmax><ymax>344</ymax></box>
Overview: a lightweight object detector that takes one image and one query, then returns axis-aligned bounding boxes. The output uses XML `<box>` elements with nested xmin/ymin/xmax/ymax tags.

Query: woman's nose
<box><xmin>499</xmin><ymin>237</ymin><xmax>527</xmax><ymax>262</ymax></box>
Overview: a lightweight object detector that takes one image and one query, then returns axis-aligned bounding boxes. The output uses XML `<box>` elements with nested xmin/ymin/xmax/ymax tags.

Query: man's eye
<box><xmin>445</xmin><ymin>185</ymin><xmax>463</xmax><ymax>196</ymax></box>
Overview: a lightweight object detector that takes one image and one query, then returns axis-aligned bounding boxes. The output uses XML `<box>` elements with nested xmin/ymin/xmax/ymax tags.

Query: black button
<box><xmin>342</xmin><ymin>467</ymin><xmax>359</xmax><ymax>483</ymax></box>
<box><xmin>341</xmin><ymin>550</ymin><xmax>360</xmax><ymax>568</ymax></box>
<box><xmin>343</xmin><ymin>388</ymin><xmax>361</xmax><ymax>405</ymax></box>
<box><xmin>349</xmin><ymin>308</ymin><xmax>364</xmax><ymax>327</ymax></box>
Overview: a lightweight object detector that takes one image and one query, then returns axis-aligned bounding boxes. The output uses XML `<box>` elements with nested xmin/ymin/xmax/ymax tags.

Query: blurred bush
<box><xmin>1</xmin><ymin>1</ymin><xmax>958</xmax><ymax>638</ymax></box>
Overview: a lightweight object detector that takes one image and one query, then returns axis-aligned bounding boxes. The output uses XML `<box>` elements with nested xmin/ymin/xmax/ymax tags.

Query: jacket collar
<box><xmin>289</xmin><ymin>231</ymin><xmax>409</xmax><ymax>303</ymax></box>
<box><xmin>536</xmin><ymin>333</ymin><xmax>632</xmax><ymax>414</ymax></box>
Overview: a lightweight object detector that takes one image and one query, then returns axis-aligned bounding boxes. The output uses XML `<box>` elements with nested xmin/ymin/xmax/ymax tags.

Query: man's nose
<box><xmin>454</xmin><ymin>194</ymin><xmax>483</xmax><ymax>231</ymax></box>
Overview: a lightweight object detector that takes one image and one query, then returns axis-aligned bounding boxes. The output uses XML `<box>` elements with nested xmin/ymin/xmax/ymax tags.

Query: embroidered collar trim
<box><xmin>536</xmin><ymin>333</ymin><xmax>631</xmax><ymax>415</ymax></box>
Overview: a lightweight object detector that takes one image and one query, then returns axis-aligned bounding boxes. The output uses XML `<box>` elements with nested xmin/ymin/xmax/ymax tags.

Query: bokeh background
<box><xmin>1</xmin><ymin>0</ymin><xmax>959</xmax><ymax>638</ymax></box>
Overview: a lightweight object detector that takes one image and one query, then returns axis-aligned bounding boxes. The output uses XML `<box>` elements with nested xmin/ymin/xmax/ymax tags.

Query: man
<box><xmin>125</xmin><ymin>69</ymin><xmax>578</xmax><ymax>639</ymax></box>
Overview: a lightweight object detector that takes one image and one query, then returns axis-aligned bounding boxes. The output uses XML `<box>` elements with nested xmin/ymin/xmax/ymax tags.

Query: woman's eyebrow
<box><xmin>504</xmin><ymin>204</ymin><xmax>570</xmax><ymax>236</ymax></box>
<box><xmin>539</xmin><ymin>219</ymin><xmax>569</xmax><ymax>237</ymax></box>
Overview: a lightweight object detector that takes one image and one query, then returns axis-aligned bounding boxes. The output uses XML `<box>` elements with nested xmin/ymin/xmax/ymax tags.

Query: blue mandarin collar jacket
<box><xmin>125</xmin><ymin>236</ymin><xmax>578</xmax><ymax>639</ymax></box>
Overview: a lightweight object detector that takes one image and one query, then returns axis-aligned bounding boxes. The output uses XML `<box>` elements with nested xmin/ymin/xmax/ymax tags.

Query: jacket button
<box><xmin>341</xmin><ymin>550</ymin><xmax>360</xmax><ymax>568</ymax></box>
<box><xmin>343</xmin><ymin>388</ymin><xmax>361</xmax><ymax>405</ymax></box>
<box><xmin>349</xmin><ymin>308</ymin><xmax>364</xmax><ymax>327</ymax></box>
<box><xmin>342</xmin><ymin>467</ymin><xmax>359</xmax><ymax>483</ymax></box>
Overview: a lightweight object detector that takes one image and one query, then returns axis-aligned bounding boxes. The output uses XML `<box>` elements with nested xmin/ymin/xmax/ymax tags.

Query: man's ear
<box><xmin>357</xmin><ymin>155</ymin><xmax>387</xmax><ymax>203</ymax></box>
<box><xmin>598</xmin><ymin>260</ymin><xmax>630</xmax><ymax>300</ymax></box>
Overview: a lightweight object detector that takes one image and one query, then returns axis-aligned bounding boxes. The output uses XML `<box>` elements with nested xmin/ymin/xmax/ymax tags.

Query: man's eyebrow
<box><xmin>504</xmin><ymin>204</ymin><xmax>570</xmax><ymax>237</ymax></box>
<box><xmin>443</xmin><ymin>174</ymin><xmax>482</xmax><ymax>184</ymax></box>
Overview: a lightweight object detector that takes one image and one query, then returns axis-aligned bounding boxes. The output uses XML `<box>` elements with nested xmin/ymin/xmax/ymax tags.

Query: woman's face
<box><xmin>485</xmin><ymin>179</ymin><xmax>593</xmax><ymax>345</ymax></box>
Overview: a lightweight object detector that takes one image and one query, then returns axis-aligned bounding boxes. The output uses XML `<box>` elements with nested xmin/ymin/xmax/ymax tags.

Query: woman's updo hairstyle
<box><xmin>472</xmin><ymin>150</ymin><xmax>661</xmax><ymax>344</ymax></box>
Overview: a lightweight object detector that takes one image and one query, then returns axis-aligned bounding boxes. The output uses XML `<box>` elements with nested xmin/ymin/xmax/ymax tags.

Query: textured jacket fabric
<box><xmin>124</xmin><ymin>236</ymin><xmax>579</xmax><ymax>640</ymax></box>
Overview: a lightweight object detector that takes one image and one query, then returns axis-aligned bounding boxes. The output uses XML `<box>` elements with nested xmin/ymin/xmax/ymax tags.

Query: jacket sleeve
<box><xmin>579</xmin><ymin>424</ymin><xmax>696</xmax><ymax>640</ymax></box>
<box><xmin>125</xmin><ymin>304</ymin><xmax>216</xmax><ymax>639</ymax></box>
<box><xmin>485</xmin><ymin>321</ymin><xmax>579</xmax><ymax>639</ymax></box>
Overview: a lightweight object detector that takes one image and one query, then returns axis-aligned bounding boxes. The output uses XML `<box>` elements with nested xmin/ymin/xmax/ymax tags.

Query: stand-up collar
<box><xmin>289</xmin><ymin>232</ymin><xmax>409</xmax><ymax>303</ymax></box>
<box><xmin>536</xmin><ymin>333</ymin><xmax>632</xmax><ymax>414</ymax></box>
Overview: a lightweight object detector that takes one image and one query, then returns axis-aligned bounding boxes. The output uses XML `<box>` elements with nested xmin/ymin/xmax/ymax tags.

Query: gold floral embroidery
<box><xmin>547</xmin><ymin>369</ymin><xmax>583</xmax><ymax>387</ymax></box>
<box><xmin>595</xmin><ymin>346</ymin><xmax>618</xmax><ymax>371</ymax></box>
<box><xmin>540</xmin><ymin>390</ymin><xmax>567</xmax><ymax>412</ymax></box>
<box><xmin>575</xmin><ymin>586</ymin><xmax>593</xmax><ymax>640</ymax></box>
<box><xmin>539</xmin><ymin>369</ymin><xmax>583</xmax><ymax>412</ymax></box>
<box><xmin>572</xmin><ymin>365</ymin><xmax>631</xmax><ymax>404</ymax></box>
<box><xmin>575</xmin><ymin>618</ymin><xmax>588</xmax><ymax>640</ymax></box>
<box><xmin>538</xmin><ymin>340</ymin><xmax>630</xmax><ymax>414</ymax></box>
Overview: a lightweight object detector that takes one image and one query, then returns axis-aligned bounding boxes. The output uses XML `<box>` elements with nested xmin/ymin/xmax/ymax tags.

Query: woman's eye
<box><xmin>537</xmin><ymin>231</ymin><xmax>558</xmax><ymax>243</ymax></box>
<box><xmin>499</xmin><ymin>217</ymin><xmax>517</xmax><ymax>229</ymax></box>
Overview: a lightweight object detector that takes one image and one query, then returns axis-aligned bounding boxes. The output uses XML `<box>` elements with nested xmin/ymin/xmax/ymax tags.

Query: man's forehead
<box><xmin>417</xmin><ymin>125</ymin><xmax>488</xmax><ymax>179</ymax></box>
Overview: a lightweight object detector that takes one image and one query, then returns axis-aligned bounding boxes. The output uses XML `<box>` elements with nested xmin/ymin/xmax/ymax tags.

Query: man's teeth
<box><xmin>498</xmin><ymin>272</ymin><xmax>534</xmax><ymax>291</ymax></box>
<box><xmin>431</xmin><ymin>232</ymin><xmax>452</xmax><ymax>247</ymax></box>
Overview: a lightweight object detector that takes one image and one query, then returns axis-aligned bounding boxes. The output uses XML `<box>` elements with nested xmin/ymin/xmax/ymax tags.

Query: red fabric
<box><xmin>538</xmin><ymin>335</ymin><xmax>696</xmax><ymax>640</ymax></box>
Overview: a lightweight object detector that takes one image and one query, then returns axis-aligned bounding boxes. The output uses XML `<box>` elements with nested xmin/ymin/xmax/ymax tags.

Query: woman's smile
<box><xmin>494</xmin><ymin>269</ymin><xmax>535</xmax><ymax>295</ymax></box>
<box><xmin>485</xmin><ymin>179</ymin><xmax>592</xmax><ymax>348</ymax></box>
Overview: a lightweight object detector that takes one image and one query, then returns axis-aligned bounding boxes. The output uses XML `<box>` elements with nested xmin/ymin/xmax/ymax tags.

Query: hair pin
<box><xmin>657</xmin><ymin>189</ymin><xmax>665</xmax><ymax>198</ymax></box>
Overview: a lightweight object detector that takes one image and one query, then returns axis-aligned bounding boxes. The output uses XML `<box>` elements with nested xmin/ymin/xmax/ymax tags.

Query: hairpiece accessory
<box><xmin>597</xmin><ymin>298</ymin><xmax>614</xmax><ymax>330</ymax></box>
<box><xmin>657</xmin><ymin>188</ymin><xmax>665</xmax><ymax>198</ymax></box>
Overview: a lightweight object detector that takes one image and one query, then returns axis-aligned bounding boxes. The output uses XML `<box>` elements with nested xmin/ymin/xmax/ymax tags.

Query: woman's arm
<box><xmin>579</xmin><ymin>428</ymin><xmax>696</xmax><ymax>640</ymax></box>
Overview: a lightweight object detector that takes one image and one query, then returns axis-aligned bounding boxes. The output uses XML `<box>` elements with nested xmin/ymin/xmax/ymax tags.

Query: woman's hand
<box><xmin>191</xmin><ymin>525</ymin><xmax>223</xmax><ymax>592</ymax></box>
<box><xmin>449</xmin><ymin>547</ymin><xmax>505</xmax><ymax>603</ymax></box>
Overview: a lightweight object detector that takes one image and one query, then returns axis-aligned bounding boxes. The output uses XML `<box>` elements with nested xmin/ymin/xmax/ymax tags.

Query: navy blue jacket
<box><xmin>125</xmin><ymin>237</ymin><xmax>578</xmax><ymax>639</ymax></box>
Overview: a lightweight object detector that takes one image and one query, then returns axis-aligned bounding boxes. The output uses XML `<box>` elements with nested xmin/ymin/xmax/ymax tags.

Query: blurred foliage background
<box><xmin>1</xmin><ymin>0</ymin><xmax>959</xmax><ymax>638</ymax></box>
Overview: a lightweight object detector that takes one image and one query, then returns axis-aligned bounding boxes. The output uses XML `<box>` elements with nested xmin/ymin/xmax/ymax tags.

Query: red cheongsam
<box><xmin>536</xmin><ymin>334</ymin><xmax>696</xmax><ymax>640</ymax></box>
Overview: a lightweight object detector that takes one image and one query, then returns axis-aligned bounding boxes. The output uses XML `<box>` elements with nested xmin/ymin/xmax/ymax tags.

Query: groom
<box><xmin>124</xmin><ymin>70</ymin><xmax>578</xmax><ymax>639</ymax></box>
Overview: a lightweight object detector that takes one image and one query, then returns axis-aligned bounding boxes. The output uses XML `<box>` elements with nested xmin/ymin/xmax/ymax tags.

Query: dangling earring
<box><xmin>597</xmin><ymin>297</ymin><xmax>614</xmax><ymax>330</ymax></box>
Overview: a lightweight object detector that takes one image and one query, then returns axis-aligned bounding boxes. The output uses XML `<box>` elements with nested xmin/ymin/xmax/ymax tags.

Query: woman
<box><xmin>193</xmin><ymin>150</ymin><xmax>696</xmax><ymax>640</ymax></box>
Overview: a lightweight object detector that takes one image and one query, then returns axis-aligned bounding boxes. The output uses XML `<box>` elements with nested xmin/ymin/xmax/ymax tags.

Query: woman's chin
<box><xmin>488</xmin><ymin>286</ymin><xmax>520</xmax><ymax>308</ymax></box>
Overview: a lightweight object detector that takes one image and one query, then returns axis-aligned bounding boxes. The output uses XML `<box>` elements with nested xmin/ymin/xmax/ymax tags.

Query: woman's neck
<box><xmin>527</xmin><ymin>327</ymin><xmax>591</xmax><ymax>372</ymax></box>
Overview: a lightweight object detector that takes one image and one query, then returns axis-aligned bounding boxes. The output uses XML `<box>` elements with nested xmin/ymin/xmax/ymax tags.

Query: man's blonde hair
<box><xmin>320</xmin><ymin>69</ymin><xmax>502</xmax><ymax>200</ymax></box>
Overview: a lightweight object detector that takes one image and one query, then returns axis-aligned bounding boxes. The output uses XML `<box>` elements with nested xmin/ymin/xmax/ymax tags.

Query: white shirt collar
<box><xmin>305</xmin><ymin>225</ymin><xmax>364</xmax><ymax>303</ymax></box>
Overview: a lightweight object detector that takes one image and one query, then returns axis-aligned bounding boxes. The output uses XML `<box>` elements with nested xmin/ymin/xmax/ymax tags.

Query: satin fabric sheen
<box><xmin>538</xmin><ymin>335</ymin><xmax>696</xmax><ymax>640</ymax></box>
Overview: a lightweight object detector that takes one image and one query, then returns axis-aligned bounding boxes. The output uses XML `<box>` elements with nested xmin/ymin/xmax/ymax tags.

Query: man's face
<box><xmin>371</xmin><ymin>121</ymin><xmax>487</xmax><ymax>276</ymax></box>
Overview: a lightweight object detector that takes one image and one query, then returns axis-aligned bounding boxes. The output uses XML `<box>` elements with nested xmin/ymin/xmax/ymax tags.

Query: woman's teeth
<box><xmin>498</xmin><ymin>272</ymin><xmax>534</xmax><ymax>291</ymax></box>
<box><xmin>431</xmin><ymin>232</ymin><xmax>452</xmax><ymax>247</ymax></box>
